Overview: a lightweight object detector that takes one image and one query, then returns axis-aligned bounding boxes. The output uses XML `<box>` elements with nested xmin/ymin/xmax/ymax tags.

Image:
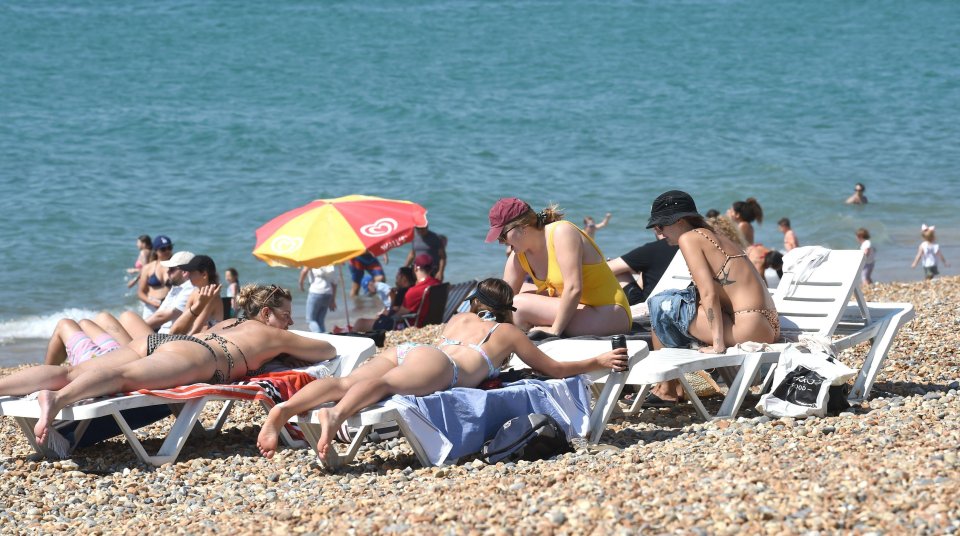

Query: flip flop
<box><xmin>641</xmin><ymin>393</ymin><xmax>679</xmax><ymax>409</ymax></box>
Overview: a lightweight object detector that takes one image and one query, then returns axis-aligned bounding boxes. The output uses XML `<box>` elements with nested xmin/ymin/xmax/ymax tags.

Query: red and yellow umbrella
<box><xmin>253</xmin><ymin>194</ymin><xmax>428</xmax><ymax>268</ymax></box>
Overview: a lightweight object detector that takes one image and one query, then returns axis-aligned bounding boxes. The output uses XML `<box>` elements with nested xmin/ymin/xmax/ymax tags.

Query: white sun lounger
<box><xmin>295</xmin><ymin>343</ymin><xmax>649</xmax><ymax>468</ymax></box>
<box><xmin>0</xmin><ymin>331</ymin><xmax>376</xmax><ymax>466</ymax></box>
<box><xmin>562</xmin><ymin>249</ymin><xmax>913</xmax><ymax>420</ymax></box>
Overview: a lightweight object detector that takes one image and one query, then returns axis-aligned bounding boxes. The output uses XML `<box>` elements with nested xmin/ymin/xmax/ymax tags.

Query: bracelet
<box><xmin>189</xmin><ymin>306</ymin><xmax>200</xmax><ymax>317</ymax></box>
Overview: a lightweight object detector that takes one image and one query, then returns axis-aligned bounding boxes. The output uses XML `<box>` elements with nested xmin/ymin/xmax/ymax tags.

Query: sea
<box><xmin>1</xmin><ymin>0</ymin><xmax>958</xmax><ymax>367</ymax></box>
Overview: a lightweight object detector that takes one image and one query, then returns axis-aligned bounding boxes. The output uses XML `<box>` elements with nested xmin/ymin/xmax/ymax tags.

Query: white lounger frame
<box><xmin>627</xmin><ymin>249</ymin><xmax>914</xmax><ymax>419</ymax></box>
<box><xmin>296</xmin><ymin>344</ymin><xmax>649</xmax><ymax>468</ymax></box>
<box><xmin>0</xmin><ymin>331</ymin><xmax>376</xmax><ymax>466</ymax></box>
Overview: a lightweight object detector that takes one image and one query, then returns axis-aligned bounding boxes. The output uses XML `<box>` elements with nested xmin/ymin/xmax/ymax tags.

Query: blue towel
<box><xmin>384</xmin><ymin>377</ymin><xmax>590</xmax><ymax>465</ymax></box>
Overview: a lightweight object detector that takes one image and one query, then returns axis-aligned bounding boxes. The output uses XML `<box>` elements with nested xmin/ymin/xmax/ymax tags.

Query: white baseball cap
<box><xmin>160</xmin><ymin>251</ymin><xmax>195</xmax><ymax>268</ymax></box>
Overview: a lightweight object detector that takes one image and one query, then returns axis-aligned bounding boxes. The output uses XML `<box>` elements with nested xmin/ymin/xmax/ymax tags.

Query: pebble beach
<box><xmin>1</xmin><ymin>277</ymin><xmax>958</xmax><ymax>535</ymax></box>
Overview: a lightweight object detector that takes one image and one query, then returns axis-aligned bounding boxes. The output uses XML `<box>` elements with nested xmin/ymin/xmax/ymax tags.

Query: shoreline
<box><xmin>1</xmin><ymin>276</ymin><xmax>958</xmax><ymax>532</ymax></box>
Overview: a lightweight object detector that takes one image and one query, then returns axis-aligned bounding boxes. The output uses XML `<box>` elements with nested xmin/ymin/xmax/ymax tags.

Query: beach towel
<box><xmin>381</xmin><ymin>377</ymin><xmax>590</xmax><ymax>466</ymax></box>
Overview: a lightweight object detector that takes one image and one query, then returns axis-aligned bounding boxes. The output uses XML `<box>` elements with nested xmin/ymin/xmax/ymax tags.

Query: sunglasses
<box><xmin>497</xmin><ymin>223</ymin><xmax>522</xmax><ymax>244</ymax></box>
<box><xmin>157</xmin><ymin>246</ymin><xmax>172</xmax><ymax>252</ymax></box>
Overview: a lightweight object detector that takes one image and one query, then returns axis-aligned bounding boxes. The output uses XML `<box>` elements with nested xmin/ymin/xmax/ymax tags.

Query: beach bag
<box><xmin>756</xmin><ymin>342</ymin><xmax>856</xmax><ymax>418</ymax></box>
<box><xmin>481</xmin><ymin>413</ymin><xmax>572</xmax><ymax>464</ymax></box>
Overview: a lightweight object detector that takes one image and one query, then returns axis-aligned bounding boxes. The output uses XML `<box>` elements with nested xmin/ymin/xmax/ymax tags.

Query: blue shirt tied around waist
<box><xmin>648</xmin><ymin>284</ymin><xmax>700</xmax><ymax>348</ymax></box>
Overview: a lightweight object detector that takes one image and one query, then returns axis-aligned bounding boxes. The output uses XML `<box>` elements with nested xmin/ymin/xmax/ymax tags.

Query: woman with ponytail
<box><xmin>484</xmin><ymin>197</ymin><xmax>631</xmax><ymax>338</ymax></box>
<box><xmin>256</xmin><ymin>278</ymin><xmax>627</xmax><ymax>466</ymax></box>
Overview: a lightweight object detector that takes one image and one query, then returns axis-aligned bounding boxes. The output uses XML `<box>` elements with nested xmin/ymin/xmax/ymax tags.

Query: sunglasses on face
<box><xmin>498</xmin><ymin>224</ymin><xmax>521</xmax><ymax>244</ymax></box>
<box><xmin>158</xmin><ymin>246</ymin><xmax>172</xmax><ymax>252</ymax></box>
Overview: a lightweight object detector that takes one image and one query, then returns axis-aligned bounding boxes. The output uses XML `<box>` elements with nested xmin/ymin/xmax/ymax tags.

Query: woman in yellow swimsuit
<box><xmin>645</xmin><ymin>190</ymin><xmax>779</xmax><ymax>405</ymax></box>
<box><xmin>0</xmin><ymin>284</ymin><xmax>337</xmax><ymax>452</ymax></box>
<box><xmin>485</xmin><ymin>197</ymin><xmax>631</xmax><ymax>337</ymax></box>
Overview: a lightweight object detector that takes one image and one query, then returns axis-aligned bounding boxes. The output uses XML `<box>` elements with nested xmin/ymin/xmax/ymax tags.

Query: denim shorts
<box><xmin>648</xmin><ymin>285</ymin><xmax>700</xmax><ymax>348</ymax></box>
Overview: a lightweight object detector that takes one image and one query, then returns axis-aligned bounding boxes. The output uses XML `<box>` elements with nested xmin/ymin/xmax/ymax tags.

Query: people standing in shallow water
<box><xmin>255</xmin><ymin>278</ymin><xmax>628</xmax><ymax>466</ymax></box>
<box><xmin>778</xmin><ymin>218</ymin><xmax>799</xmax><ymax>251</ymax></box>
<box><xmin>644</xmin><ymin>191</ymin><xmax>778</xmax><ymax>406</ymax></box>
<box><xmin>856</xmin><ymin>228</ymin><xmax>876</xmax><ymax>286</ymax></box>
<box><xmin>583</xmin><ymin>212</ymin><xmax>612</xmax><ymax>239</ymax></box>
<box><xmin>727</xmin><ymin>198</ymin><xmax>763</xmax><ymax>245</ymax></box>
<box><xmin>846</xmin><ymin>182</ymin><xmax>868</xmax><ymax>205</ymax></box>
<box><xmin>486</xmin><ymin>198</ymin><xmax>630</xmax><ymax>337</ymax></box>
<box><xmin>912</xmin><ymin>225</ymin><xmax>948</xmax><ymax>280</ymax></box>
<box><xmin>0</xmin><ymin>284</ymin><xmax>336</xmax><ymax>452</ymax></box>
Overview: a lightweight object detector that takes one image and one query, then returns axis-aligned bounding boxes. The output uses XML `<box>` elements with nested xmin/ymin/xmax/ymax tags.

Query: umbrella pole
<box><xmin>338</xmin><ymin>264</ymin><xmax>351</xmax><ymax>330</ymax></box>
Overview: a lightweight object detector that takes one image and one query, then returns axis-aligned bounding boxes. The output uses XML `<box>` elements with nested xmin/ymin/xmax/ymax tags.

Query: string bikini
<box><xmin>692</xmin><ymin>229</ymin><xmax>781</xmax><ymax>338</ymax></box>
<box><xmin>396</xmin><ymin>322</ymin><xmax>502</xmax><ymax>389</ymax></box>
<box><xmin>146</xmin><ymin>318</ymin><xmax>261</xmax><ymax>385</ymax></box>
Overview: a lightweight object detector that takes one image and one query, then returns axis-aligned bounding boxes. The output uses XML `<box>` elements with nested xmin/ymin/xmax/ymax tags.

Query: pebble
<box><xmin>1</xmin><ymin>278</ymin><xmax>959</xmax><ymax>533</ymax></box>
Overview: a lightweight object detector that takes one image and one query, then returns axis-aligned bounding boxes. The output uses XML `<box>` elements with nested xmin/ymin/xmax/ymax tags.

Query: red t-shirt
<box><xmin>403</xmin><ymin>276</ymin><xmax>441</xmax><ymax>326</ymax></box>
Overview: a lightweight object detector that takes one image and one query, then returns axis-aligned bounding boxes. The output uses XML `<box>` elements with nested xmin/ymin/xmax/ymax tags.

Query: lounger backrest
<box><xmin>442</xmin><ymin>280</ymin><xmax>478</xmax><ymax>323</ymax></box>
<box><xmin>289</xmin><ymin>330</ymin><xmax>377</xmax><ymax>377</ymax></box>
<box><xmin>772</xmin><ymin>249</ymin><xmax>865</xmax><ymax>337</ymax></box>
<box><xmin>643</xmin><ymin>251</ymin><xmax>692</xmax><ymax>308</ymax></box>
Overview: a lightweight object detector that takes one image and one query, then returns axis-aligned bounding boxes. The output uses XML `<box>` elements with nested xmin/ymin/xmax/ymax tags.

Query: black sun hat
<box><xmin>646</xmin><ymin>190</ymin><xmax>701</xmax><ymax>229</ymax></box>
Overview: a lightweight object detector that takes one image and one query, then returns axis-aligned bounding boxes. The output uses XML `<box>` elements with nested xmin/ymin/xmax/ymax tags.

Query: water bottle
<box><xmin>611</xmin><ymin>334</ymin><xmax>627</xmax><ymax>374</ymax></box>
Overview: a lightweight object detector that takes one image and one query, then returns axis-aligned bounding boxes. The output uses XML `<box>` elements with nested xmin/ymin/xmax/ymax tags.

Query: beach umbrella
<box><xmin>253</xmin><ymin>194</ymin><xmax>428</xmax><ymax>268</ymax></box>
<box><xmin>253</xmin><ymin>194</ymin><xmax>429</xmax><ymax>327</ymax></box>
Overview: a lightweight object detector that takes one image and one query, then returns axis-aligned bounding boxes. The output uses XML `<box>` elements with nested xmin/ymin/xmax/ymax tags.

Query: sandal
<box><xmin>641</xmin><ymin>393</ymin><xmax>680</xmax><ymax>409</ymax></box>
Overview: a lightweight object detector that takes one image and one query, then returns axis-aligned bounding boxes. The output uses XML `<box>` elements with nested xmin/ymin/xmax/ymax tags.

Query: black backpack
<box><xmin>481</xmin><ymin>413</ymin><xmax>573</xmax><ymax>464</ymax></box>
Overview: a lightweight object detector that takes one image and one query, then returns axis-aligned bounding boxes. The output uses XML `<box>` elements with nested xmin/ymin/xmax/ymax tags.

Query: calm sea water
<box><xmin>1</xmin><ymin>0</ymin><xmax>958</xmax><ymax>365</ymax></box>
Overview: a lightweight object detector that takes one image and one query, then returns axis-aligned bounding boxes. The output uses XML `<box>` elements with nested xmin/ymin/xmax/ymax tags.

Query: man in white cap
<box><xmin>145</xmin><ymin>251</ymin><xmax>196</xmax><ymax>333</ymax></box>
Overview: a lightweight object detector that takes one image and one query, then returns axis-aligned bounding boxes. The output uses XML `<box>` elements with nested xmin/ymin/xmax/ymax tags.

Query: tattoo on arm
<box><xmin>707</xmin><ymin>308</ymin><xmax>715</xmax><ymax>327</ymax></box>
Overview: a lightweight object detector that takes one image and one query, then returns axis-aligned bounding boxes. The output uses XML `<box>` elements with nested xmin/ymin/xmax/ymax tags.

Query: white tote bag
<box><xmin>756</xmin><ymin>342</ymin><xmax>856</xmax><ymax>418</ymax></box>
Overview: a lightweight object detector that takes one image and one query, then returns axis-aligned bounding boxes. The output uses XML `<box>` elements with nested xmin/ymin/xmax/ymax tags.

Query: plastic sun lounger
<box><xmin>0</xmin><ymin>331</ymin><xmax>376</xmax><ymax>466</ymax></box>
<box><xmin>295</xmin><ymin>344</ymin><xmax>648</xmax><ymax>468</ymax></box>
<box><xmin>628</xmin><ymin>248</ymin><xmax>913</xmax><ymax>418</ymax></box>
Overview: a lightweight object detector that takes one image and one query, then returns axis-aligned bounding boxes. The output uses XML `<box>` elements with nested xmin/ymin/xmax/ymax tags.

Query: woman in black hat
<box><xmin>645</xmin><ymin>191</ymin><xmax>779</xmax><ymax>405</ymax></box>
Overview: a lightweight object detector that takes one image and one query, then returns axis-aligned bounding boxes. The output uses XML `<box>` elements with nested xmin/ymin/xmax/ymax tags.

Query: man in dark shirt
<box><xmin>607</xmin><ymin>236</ymin><xmax>679</xmax><ymax>305</ymax></box>
<box><xmin>405</xmin><ymin>225</ymin><xmax>447</xmax><ymax>281</ymax></box>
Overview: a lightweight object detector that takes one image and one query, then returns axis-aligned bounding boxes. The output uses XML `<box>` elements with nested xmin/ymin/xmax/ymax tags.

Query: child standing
<box><xmin>911</xmin><ymin>225</ymin><xmax>948</xmax><ymax>280</ymax></box>
<box><xmin>778</xmin><ymin>218</ymin><xmax>799</xmax><ymax>251</ymax></box>
<box><xmin>856</xmin><ymin>228</ymin><xmax>875</xmax><ymax>285</ymax></box>
<box><xmin>224</xmin><ymin>268</ymin><xmax>240</xmax><ymax>318</ymax></box>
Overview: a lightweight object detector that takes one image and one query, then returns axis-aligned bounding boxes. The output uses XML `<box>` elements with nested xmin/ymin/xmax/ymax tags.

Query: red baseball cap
<box><xmin>485</xmin><ymin>197</ymin><xmax>531</xmax><ymax>243</ymax></box>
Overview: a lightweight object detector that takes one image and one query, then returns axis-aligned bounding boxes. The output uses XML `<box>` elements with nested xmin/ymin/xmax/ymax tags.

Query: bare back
<box><xmin>680</xmin><ymin>228</ymin><xmax>773</xmax><ymax>314</ymax></box>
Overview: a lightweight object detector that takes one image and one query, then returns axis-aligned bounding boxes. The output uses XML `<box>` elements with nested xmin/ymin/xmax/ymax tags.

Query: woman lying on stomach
<box><xmin>0</xmin><ymin>284</ymin><xmax>337</xmax><ymax>450</ymax></box>
<box><xmin>256</xmin><ymin>277</ymin><xmax>628</xmax><ymax>466</ymax></box>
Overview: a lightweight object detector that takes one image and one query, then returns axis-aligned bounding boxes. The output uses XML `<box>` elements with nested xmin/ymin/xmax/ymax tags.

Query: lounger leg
<box><xmin>715</xmin><ymin>353</ymin><xmax>768</xmax><ymax>419</ymax></box>
<box><xmin>13</xmin><ymin>416</ymin><xmax>44</xmax><ymax>454</ymax></box>
<box><xmin>588</xmin><ymin>373</ymin><xmax>629</xmax><ymax>444</ymax></box>
<box><xmin>112</xmin><ymin>398</ymin><xmax>206</xmax><ymax>466</ymax></box>
<box><xmin>393</xmin><ymin>417</ymin><xmax>432</xmax><ymax>467</ymax></box>
<box><xmin>677</xmin><ymin>374</ymin><xmax>711</xmax><ymax>420</ymax></box>
<box><xmin>624</xmin><ymin>384</ymin><xmax>652</xmax><ymax>415</ymax></box>
<box><xmin>848</xmin><ymin>315</ymin><xmax>897</xmax><ymax>403</ymax></box>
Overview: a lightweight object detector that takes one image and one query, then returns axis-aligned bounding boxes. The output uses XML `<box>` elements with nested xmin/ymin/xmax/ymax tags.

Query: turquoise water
<box><xmin>1</xmin><ymin>0</ymin><xmax>958</xmax><ymax>363</ymax></box>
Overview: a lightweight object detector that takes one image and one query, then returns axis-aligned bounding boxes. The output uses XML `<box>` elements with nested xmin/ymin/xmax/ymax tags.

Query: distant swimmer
<box><xmin>583</xmin><ymin>212</ymin><xmax>612</xmax><ymax>239</ymax></box>
<box><xmin>846</xmin><ymin>182</ymin><xmax>868</xmax><ymax>205</ymax></box>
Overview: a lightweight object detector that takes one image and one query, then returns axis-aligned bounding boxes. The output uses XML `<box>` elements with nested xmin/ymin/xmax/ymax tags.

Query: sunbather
<box><xmin>256</xmin><ymin>277</ymin><xmax>628</xmax><ymax>466</ymax></box>
<box><xmin>486</xmin><ymin>197</ymin><xmax>631</xmax><ymax>337</ymax></box>
<box><xmin>43</xmin><ymin>255</ymin><xmax>225</xmax><ymax>365</ymax></box>
<box><xmin>0</xmin><ymin>283</ymin><xmax>337</xmax><ymax>450</ymax></box>
<box><xmin>644</xmin><ymin>191</ymin><xmax>779</xmax><ymax>406</ymax></box>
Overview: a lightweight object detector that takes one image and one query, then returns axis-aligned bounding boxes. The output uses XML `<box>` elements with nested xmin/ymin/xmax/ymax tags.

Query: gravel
<box><xmin>1</xmin><ymin>277</ymin><xmax>958</xmax><ymax>534</ymax></box>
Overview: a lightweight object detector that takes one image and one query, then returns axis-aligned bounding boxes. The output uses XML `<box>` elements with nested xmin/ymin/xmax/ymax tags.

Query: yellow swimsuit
<box><xmin>517</xmin><ymin>220</ymin><xmax>631</xmax><ymax>329</ymax></box>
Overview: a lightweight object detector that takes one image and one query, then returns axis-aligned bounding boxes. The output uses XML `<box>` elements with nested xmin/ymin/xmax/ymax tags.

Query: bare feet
<box><xmin>315</xmin><ymin>408</ymin><xmax>342</xmax><ymax>470</ymax></box>
<box><xmin>256</xmin><ymin>407</ymin><xmax>285</xmax><ymax>459</ymax></box>
<box><xmin>34</xmin><ymin>390</ymin><xmax>58</xmax><ymax>445</ymax></box>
